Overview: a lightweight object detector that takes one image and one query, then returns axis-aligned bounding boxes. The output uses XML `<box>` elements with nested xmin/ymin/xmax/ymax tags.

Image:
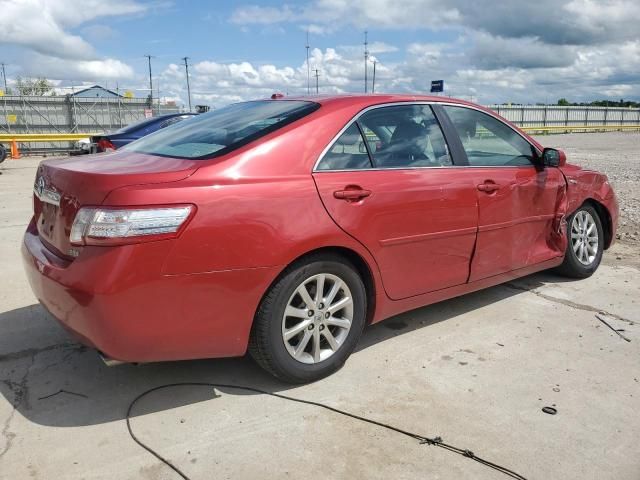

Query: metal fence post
<box><xmin>603</xmin><ymin>107</ymin><xmax>608</xmax><ymax>126</ymax></box>
<box><xmin>1</xmin><ymin>94</ymin><xmax>10</xmax><ymax>133</ymax></box>
<box><xmin>65</xmin><ymin>95</ymin><xmax>77</xmax><ymax>133</ymax></box>
<box><xmin>565</xmin><ymin>107</ymin><xmax>569</xmax><ymax>126</ymax></box>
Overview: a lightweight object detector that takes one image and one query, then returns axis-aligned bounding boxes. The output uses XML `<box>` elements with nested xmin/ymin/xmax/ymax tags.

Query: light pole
<box><xmin>364</xmin><ymin>31</ymin><xmax>369</xmax><ymax>93</ymax></box>
<box><xmin>182</xmin><ymin>57</ymin><xmax>192</xmax><ymax>112</ymax></box>
<box><xmin>306</xmin><ymin>30</ymin><xmax>310</xmax><ymax>95</ymax></box>
<box><xmin>0</xmin><ymin>63</ymin><xmax>7</xmax><ymax>93</ymax></box>
<box><xmin>313</xmin><ymin>68</ymin><xmax>320</xmax><ymax>94</ymax></box>
<box><xmin>144</xmin><ymin>55</ymin><xmax>154</xmax><ymax>105</ymax></box>
<box><xmin>372</xmin><ymin>60</ymin><xmax>377</xmax><ymax>94</ymax></box>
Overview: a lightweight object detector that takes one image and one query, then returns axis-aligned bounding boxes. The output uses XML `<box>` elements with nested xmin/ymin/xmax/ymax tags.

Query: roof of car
<box><xmin>272</xmin><ymin>93</ymin><xmax>476</xmax><ymax>108</ymax></box>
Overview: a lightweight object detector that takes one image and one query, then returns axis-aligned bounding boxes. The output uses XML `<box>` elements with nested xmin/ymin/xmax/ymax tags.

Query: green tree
<box><xmin>557</xmin><ymin>98</ymin><xmax>570</xmax><ymax>106</ymax></box>
<box><xmin>15</xmin><ymin>76</ymin><xmax>53</xmax><ymax>96</ymax></box>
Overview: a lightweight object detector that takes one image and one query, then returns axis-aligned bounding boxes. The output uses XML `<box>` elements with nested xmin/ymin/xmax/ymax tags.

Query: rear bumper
<box><xmin>22</xmin><ymin>220</ymin><xmax>281</xmax><ymax>362</ymax></box>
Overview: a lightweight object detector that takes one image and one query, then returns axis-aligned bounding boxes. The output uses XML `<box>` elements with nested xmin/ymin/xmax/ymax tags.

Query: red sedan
<box><xmin>22</xmin><ymin>95</ymin><xmax>619</xmax><ymax>383</ymax></box>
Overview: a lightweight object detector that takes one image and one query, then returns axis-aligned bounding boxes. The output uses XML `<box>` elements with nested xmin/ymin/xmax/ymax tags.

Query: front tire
<box><xmin>556</xmin><ymin>204</ymin><xmax>604</xmax><ymax>278</ymax></box>
<box><xmin>249</xmin><ymin>255</ymin><xmax>367</xmax><ymax>383</ymax></box>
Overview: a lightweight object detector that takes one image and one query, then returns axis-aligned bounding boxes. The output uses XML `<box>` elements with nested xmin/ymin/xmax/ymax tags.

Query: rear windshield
<box><xmin>123</xmin><ymin>100</ymin><xmax>320</xmax><ymax>159</ymax></box>
<box><xmin>114</xmin><ymin>116</ymin><xmax>160</xmax><ymax>134</ymax></box>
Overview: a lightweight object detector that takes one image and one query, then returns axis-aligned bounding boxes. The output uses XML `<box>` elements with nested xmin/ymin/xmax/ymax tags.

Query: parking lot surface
<box><xmin>1</xmin><ymin>132</ymin><xmax>639</xmax><ymax>479</ymax></box>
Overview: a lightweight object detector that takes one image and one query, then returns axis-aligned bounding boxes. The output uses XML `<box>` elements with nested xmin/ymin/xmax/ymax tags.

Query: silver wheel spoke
<box><xmin>328</xmin><ymin>296</ymin><xmax>352</xmax><ymax>314</ymax></box>
<box><xmin>284</xmin><ymin>320</ymin><xmax>311</xmax><ymax>340</ymax></box>
<box><xmin>294</xmin><ymin>330</ymin><xmax>312</xmax><ymax>358</ymax></box>
<box><xmin>312</xmin><ymin>329</ymin><xmax>321</xmax><ymax>362</ymax></box>
<box><xmin>326</xmin><ymin>316</ymin><xmax>351</xmax><ymax>329</ymax></box>
<box><xmin>322</xmin><ymin>329</ymin><xmax>339</xmax><ymax>351</ymax></box>
<box><xmin>315</xmin><ymin>274</ymin><xmax>325</xmax><ymax>304</ymax></box>
<box><xmin>296</xmin><ymin>284</ymin><xmax>316</xmax><ymax>309</ymax></box>
<box><xmin>324</xmin><ymin>279</ymin><xmax>343</xmax><ymax>306</ymax></box>
<box><xmin>285</xmin><ymin>306</ymin><xmax>308</xmax><ymax>319</ymax></box>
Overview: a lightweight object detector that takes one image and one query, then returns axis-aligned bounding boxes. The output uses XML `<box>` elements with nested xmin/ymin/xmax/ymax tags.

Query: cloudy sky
<box><xmin>0</xmin><ymin>0</ymin><xmax>639</xmax><ymax>107</ymax></box>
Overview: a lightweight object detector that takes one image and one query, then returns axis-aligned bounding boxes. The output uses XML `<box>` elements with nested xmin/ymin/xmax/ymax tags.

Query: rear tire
<box><xmin>249</xmin><ymin>254</ymin><xmax>366</xmax><ymax>383</ymax></box>
<box><xmin>0</xmin><ymin>144</ymin><xmax>6</xmax><ymax>164</ymax></box>
<box><xmin>555</xmin><ymin>204</ymin><xmax>604</xmax><ymax>278</ymax></box>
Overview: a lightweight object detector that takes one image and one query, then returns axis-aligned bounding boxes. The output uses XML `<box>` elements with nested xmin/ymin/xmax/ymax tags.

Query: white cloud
<box><xmin>0</xmin><ymin>0</ymin><xmax>146</xmax><ymax>60</ymax></box>
<box><xmin>22</xmin><ymin>54</ymin><xmax>135</xmax><ymax>81</ymax></box>
<box><xmin>231</xmin><ymin>0</ymin><xmax>460</xmax><ymax>29</ymax></box>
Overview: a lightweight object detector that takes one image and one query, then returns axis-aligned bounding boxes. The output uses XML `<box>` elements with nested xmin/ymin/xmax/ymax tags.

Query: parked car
<box><xmin>91</xmin><ymin>113</ymin><xmax>197</xmax><ymax>152</ymax></box>
<box><xmin>22</xmin><ymin>95</ymin><xmax>618</xmax><ymax>383</ymax></box>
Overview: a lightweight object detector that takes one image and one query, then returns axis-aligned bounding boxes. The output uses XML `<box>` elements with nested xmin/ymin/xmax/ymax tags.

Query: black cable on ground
<box><xmin>126</xmin><ymin>382</ymin><xmax>528</xmax><ymax>480</ymax></box>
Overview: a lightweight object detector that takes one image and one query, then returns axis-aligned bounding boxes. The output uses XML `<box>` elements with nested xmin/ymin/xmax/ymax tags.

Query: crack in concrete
<box><xmin>0</xmin><ymin>354</ymin><xmax>35</xmax><ymax>460</ymax></box>
<box><xmin>505</xmin><ymin>282</ymin><xmax>637</xmax><ymax>325</ymax></box>
<box><xmin>0</xmin><ymin>342</ymin><xmax>84</xmax><ymax>364</ymax></box>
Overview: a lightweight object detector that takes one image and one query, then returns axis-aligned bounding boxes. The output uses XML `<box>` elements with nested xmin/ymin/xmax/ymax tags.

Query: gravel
<box><xmin>533</xmin><ymin>132</ymin><xmax>640</xmax><ymax>245</ymax></box>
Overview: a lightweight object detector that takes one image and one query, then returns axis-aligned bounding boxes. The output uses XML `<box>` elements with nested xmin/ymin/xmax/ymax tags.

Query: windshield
<box><xmin>123</xmin><ymin>100</ymin><xmax>320</xmax><ymax>159</ymax></box>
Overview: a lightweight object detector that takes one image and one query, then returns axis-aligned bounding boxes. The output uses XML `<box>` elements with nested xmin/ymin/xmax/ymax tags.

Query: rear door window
<box><xmin>358</xmin><ymin>104</ymin><xmax>451</xmax><ymax>168</ymax></box>
<box><xmin>316</xmin><ymin>124</ymin><xmax>372</xmax><ymax>170</ymax></box>
<box><xmin>316</xmin><ymin>104</ymin><xmax>452</xmax><ymax>171</ymax></box>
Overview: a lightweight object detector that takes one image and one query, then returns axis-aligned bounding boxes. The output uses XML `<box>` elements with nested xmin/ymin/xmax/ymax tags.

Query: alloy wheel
<box><xmin>281</xmin><ymin>273</ymin><xmax>353</xmax><ymax>364</ymax></box>
<box><xmin>571</xmin><ymin>210</ymin><xmax>599</xmax><ymax>266</ymax></box>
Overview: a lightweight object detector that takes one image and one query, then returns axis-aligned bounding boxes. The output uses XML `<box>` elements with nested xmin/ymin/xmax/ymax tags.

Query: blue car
<box><xmin>91</xmin><ymin>113</ymin><xmax>197</xmax><ymax>152</ymax></box>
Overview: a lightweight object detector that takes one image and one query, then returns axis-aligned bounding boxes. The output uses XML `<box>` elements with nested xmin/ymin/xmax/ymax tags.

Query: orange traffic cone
<box><xmin>10</xmin><ymin>139</ymin><xmax>20</xmax><ymax>159</ymax></box>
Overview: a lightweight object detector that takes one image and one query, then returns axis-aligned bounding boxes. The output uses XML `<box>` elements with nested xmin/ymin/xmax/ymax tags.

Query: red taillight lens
<box><xmin>97</xmin><ymin>138</ymin><xmax>116</xmax><ymax>151</ymax></box>
<box><xmin>70</xmin><ymin>205</ymin><xmax>195</xmax><ymax>246</ymax></box>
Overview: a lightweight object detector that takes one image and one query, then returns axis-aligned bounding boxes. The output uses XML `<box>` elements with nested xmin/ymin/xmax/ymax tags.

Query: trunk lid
<box><xmin>33</xmin><ymin>150</ymin><xmax>199</xmax><ymax>259</ymax></box>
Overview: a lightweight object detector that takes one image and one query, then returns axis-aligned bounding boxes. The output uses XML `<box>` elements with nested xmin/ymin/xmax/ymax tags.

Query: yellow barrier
<box><xmin>0</xmin><ymin>133</ymin><xmax>97</xmax><ymax>142</ymax></box>
<box><xmin>522</xmin><ymin>125</ymin><xmax>640</xmax><ymax>133</ymax></box>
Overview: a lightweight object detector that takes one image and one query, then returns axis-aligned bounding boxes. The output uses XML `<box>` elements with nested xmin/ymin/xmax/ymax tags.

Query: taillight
<box><xmin>70</xmin><ymin>205</ymin><xmax>195</xmax><ymax>246</ymax></box>
<box><xmin>97</xmin><ymin>138</ymin><xmax>116</xmax><ymax>151</ymax></box>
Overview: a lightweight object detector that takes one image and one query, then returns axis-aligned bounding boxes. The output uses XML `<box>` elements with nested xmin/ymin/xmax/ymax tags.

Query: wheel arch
<box><xmin>255</xmin><ymin>246</ymin><xmax>377</xmax><ymax>326</ymax></box>
<box><xmin>583</xmin><ymin>198</ymin><xmax>613</xmax><ymax>249</ymax></box>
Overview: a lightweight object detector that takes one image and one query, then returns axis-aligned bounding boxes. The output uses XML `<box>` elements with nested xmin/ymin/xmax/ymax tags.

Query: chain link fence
<box><xmin>0</xmin><ymin>94</ymin><xmax>182</xmax><ymax>154</ymax></box>
<box><xmin>2</xmin><ymin>96</ymin><xmax>639</xmax><ymax>155</ymax></box>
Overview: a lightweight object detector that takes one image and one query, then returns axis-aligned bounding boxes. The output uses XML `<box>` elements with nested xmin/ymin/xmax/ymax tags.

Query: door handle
<box><xmin>333</xmin><ymin>187</ymin><xmax>372</xmax><ymax>201</ymax></box>
<box><xmin>477</xmin><ymin>182</ymin><xmax>501</xmax><ymax>193</ymax></box>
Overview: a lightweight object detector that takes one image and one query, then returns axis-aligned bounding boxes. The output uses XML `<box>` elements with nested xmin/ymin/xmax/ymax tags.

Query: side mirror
<box><xmin>541</xmin><ymin>148</ymin><xmax>566</xmax><ymax>167</ymax></box>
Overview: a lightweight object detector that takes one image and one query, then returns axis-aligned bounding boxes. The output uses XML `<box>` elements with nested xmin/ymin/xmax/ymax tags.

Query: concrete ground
<box><xmin>1</xmin><ymin>134</ymin><xmax>639</xmax><ymax>480</ymax></box>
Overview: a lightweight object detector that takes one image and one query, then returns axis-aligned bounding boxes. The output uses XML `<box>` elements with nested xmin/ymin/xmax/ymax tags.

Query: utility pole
<box><xmin>182</xmin><ymin>57</ymin><xmax>192</xmax><ymax>112</ymax></box>
<box><xmin>313</xmin><ymin>68</ymin><xmax>320</xmax><ymax>94</ymax></box>
<box><xmin>372</xmin><ymin>60</ymin><xmax>377</xmax><ymax>94</ymax></box>
<box><xmin>1</xmin><ymin>63</ymin><xmax>7</xmax><ymax>93</ymax></box>
<box><xmin>144</xmin><ymin>55</ymin><xmax>154</xmax><ymax>105</ymax></box>
<box><xmin>306</xmin><ymin>30</ymin><xmax>311</xmax><ymax>95</ymax></box>
<box><xmin>364</xmin><ymin>31</ymin><xmax>369</xmax><ymax>93</ymax></box>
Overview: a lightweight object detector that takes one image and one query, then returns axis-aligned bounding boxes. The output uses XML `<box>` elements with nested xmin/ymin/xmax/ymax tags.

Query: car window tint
<box><xmin>443</xmin><ymin>106</ymin><xmax>536</xmax><ymax>166</ymax></box>
<box><xmin>358</xmin><ymin>105</ymin><xmax>452</xmax><ymax>168</ymax></box>
<box><xmin>316</xmin><ymin>124</ymin><xmax>372</xmax><ymax>170</ymax></box>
